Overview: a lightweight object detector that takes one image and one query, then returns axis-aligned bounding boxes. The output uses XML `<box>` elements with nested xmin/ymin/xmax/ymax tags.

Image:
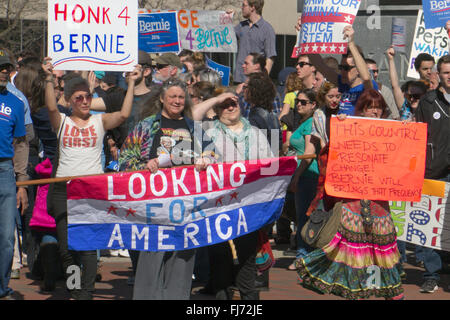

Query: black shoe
<box><xmin>420</xmin><ymin>279</ymin><xmax>438</xmax><ymax>293</ymax></box>
<box><xmin>283</xmin><ymin>248</ymin><xmax>297</xmax><ymax>257</ymax></box>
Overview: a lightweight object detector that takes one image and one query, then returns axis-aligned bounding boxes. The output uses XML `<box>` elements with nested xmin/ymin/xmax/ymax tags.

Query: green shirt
<box><xmin>289</xmin><ymin>117</ymin><xmax>319</xmax><ymax>178</ymax></box>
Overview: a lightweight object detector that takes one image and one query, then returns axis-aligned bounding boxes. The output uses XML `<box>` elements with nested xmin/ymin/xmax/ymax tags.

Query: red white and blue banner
<box><xmin>67</xmin><ymin>157</ymin><xmax>297</xmax><ymax>251</ymax></box>
<box><xmin>292</xmin><ymin>0</ymin><xmax>361</xmax><ymax>57</ymax></box>
<box><xmin>390</xmin><ymin>180</ymin><xmax>450</xmax><ymax>252</ymax></box>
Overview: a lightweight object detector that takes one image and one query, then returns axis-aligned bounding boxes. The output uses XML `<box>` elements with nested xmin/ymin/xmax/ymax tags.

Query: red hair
<box><xmin>354</xmin><ymin>89</ymin><xmax>388</xmax><ymax>118</ymax></box>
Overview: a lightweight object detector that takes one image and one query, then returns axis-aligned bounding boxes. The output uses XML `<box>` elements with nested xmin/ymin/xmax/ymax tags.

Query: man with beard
<box><xmin>152</xmin><ymin>52</ymin><xmax>183</xmax><ymax>84</ymax></box>
<box><xmin>0</xmin><ymin>49</ymin><xmax>28</xmax><ymax>300</ymax></box>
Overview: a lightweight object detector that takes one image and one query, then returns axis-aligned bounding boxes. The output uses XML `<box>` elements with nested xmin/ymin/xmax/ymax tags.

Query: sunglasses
<box><xmin>406</xmin><ymin>93</ymin><xmax>423</xmax><ymax>101</ymax></box>
<box><xmin>370</xmin><ymin>69</ymin><xmax>379</xmax><ymax>73</ymax></box>
<box><xmin>156</xmin><ymin>63</ymin><xmax>169</xmax><ymax>70</ymax></box>
<box><xmin>295</xmin><ymin>99</ymin><xmax>311</xmax><ymax>106</ymax></box>
<box><xmin>339</xmin><ymin>64</ymin><xmax>356</xmax><ymax>72</ymax></box>
<box><xmin>73</xmin><ymin>93</ymin><xmax>93</xmax><ymax>103</ymax></box>
<box><xmin>219</xmin><ymin>99</ymin><xmax>238</xmax><ymax>109</ymax></box>
<box><xmin>297</xmin><ymin>62</ymin><xmax>312</xmax><ymax>68</ymax></box>
<box><xmin>0</xmin><ymin>64</ymin><xmax>13</xmax><ymax>73</ymax></box>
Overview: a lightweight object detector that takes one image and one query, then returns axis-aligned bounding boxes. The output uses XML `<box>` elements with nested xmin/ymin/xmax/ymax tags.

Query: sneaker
<box><xmin>118</xmin><ymin>249</ymin><xmax>130</xmax><ymax>258</ymax></box>
<box><xmin>10</xmin><ymin>269</ymin><xmax>20</xmax><ymax>279</ymax></box>
<box><xmin>109</xmin><ymin>250</ymin><xmax>119</xmax><ymax>257</ymax></box>
<box><xmin>420</xmin><ymin>279</ymin><xmax>438</xmax><ymax>293</ymax></box>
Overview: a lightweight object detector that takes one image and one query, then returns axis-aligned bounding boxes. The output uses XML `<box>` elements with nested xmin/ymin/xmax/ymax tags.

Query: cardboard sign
<box><xmin>422</xmin><ymin>0</ymin><xmax>450</xmax><ymax>29</ymax></box>
<box><xmin>67</xmin><ymin>158</ymin><xmax>297</xmax><ymax>251</ymax></box>
<box><xmin>391</xmin><ymin>18</ymin><xmax>407</xmax><ymax>53</ymax></box>
<box><xmin>390</xmin><ymin>181</ymin><xmax>450</xmax><ymax>252</ymax></box>
<box><xmin>291</xmin><ymin>0</ymin><xmax>361</xmax><ymax>57</ymax></box>
<box><xmin>139</xmin><ymin>9</ymin><xmax>237</xmax><ymax>53</ymax></box>
<box><xmin>205</xmin><ymin>57</ymin><xmax>231</xmax><ymax>86</ymax></box>
<box><xmin>138</xmin><ymin>12</ymin><xmax>180</xmax><ymax>53</ymax></box>
<box><xmin>325</xmin><ymin>116</ymin><xmax>427</xmax><ymax>202</ymax></box>
<box><xmin>407</xmin><ymin>10</ymin><xmax>449</xmax><ymax>79</ymax></box>
<box><xmin>48</xmin><ymin>0</ymin><xmax>138</xmax><ymax>71</ymax></box>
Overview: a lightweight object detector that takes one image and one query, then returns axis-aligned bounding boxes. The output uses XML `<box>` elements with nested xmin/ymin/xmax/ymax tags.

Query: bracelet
<box><xmin>44</xmin><ymin>79</ymin><xmax>54</xmax><ymax>84</ymax></box>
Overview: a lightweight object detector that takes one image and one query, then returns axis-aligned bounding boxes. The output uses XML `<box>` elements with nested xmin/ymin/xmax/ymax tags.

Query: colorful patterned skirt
<box><xmin>295</xmin><ymin>200</ymin><xmax>404</xmax><ymax>300</ymax></box>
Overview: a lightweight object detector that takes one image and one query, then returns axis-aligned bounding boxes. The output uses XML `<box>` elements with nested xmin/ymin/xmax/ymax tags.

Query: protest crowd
<box><xmin>0</xmin><ymin>0</ymin><xmax>449</xmax><ymax>301</ymax></box>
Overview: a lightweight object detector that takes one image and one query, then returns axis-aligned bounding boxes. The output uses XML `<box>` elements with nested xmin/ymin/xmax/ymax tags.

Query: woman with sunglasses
<box><xmin>191</xmin><ymin>86</ymin><xmax>273</xmax><ymax>300</ymax></box>
<box><xmin>295</xmin><ymin>89</ymin><xmax>404</xmax><ymax>300</ymax></box>
<box><xmin>387</xmin><ymin>46</ymin><xmax>428</xmax><ymax>121</ymax></box>
<box><xmin>42</xmin><ymin>58</ymin><xmax>138</xmax><ymax>300</ymax></box>
<box><xmin>281</xmin><ymin>89</ymin><xmax>320</xmax><ymax>270</ymax></box>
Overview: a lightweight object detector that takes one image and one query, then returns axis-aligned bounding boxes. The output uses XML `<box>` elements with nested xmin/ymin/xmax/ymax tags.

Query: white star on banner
<box><xmin>329</xmin><ymin>44</ymin><xmax>337</xmax><ymax>52</ymax></box>
<box><xmin>312</xmin><ymin>44</ymin><xmax>319</xmax><ymax>52</ymax></box>
<box><xmin>339</xmin><ymin>44</ymin><xmax>346</xmax><ymax>52</ymax></box>
<box><xmin>320</xmin><ymin>44</ymin><xmax>328</xmax><ymax>52</ymax></box>
<box><xmin>344</xmin><ymin>15</ymin><xmax>353</xmax><ymax>23</ymax></box>
<box><xmin>304</xmin><ymin>44</ymin><xmax>310</xmax><ymax>52</ymax></box>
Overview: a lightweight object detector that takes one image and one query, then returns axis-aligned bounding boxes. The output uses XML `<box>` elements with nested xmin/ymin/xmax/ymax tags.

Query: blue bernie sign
<box><xmin>138</xmin><ymin>12</ymin><xmax>180</xmax><ymax>53</ymax></box>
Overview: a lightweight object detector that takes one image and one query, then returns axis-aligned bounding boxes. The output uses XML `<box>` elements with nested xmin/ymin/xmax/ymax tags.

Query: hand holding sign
<box><xmin>325</xmin><ymin>116</ymin><xmax>427</xmax><ymax>202</ymax></box>
<box><xmin>291</xmin><ymin>0</ymin><xmax>361</xmax><ymax>57</ymax></box>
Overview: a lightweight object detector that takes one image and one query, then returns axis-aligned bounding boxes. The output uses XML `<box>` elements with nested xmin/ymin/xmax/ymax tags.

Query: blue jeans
<box><xmin>294</xmin><ymin>176</ymin><xmax>318</xmax><ymax>259</ymax></box>
<box><xmin>0</xmin><ymin>160</ymin><xmax>18</xmax><ymax>297</ymax></box>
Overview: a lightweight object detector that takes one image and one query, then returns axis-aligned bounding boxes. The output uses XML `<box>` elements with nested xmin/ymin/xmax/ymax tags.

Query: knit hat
<box><xmin>64</xmin><ymin>76</ymin><xmax>90</xmax><ymax>100</ymax></box>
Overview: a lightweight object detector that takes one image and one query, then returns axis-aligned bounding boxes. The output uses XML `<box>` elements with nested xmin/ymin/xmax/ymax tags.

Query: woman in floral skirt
<box><xmin>295</xmin><ymin>89</ymin><xmax>405</xmax><ymax>300</ymax></box>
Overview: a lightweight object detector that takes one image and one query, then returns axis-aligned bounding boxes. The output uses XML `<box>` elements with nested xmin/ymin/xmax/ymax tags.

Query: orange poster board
<box><xmin>325</xmin><ymin>116</ymin><xmax>427</xmax><ymax>202</ymax></box>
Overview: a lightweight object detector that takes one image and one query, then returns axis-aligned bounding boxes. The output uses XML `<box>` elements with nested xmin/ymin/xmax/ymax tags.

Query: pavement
<box><xmin>6</xmin><ymin>240</ymin><xmax>450</xmax><ymax>301</ymax></box>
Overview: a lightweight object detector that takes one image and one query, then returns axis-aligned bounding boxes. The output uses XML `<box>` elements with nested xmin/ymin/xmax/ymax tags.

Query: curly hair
<box><xmin>316</xmin><ymin>81</ymin><xmax>338</xmax><ymax>107</ymax></box>
<box><xmin>285</xmin><ymin>72</ymin><xmax>303</xmax><ymax>93</ymax></box>
<box><xmin>245</xmin><ymin>72</ymin><xmax>276</xmax><ymax>112</ymax></box>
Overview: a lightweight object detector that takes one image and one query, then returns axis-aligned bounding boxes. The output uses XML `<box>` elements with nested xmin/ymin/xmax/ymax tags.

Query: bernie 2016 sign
<box><xmin>67</xmin><ymin>158</ymin><xmax>296</xmax><ymax>252</ymax></box>
<box><xmin>138</xmin><ymin>12</ymin><xmax>180</xmax><ymax>53</ymax></box>
<box><xmin>48</xmin><ymin>0</ymin><xmax>138</xmax><ymax>71</ymax></box>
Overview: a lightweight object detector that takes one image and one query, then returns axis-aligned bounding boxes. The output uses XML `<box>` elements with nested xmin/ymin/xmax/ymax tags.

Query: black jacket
<box><xmin>415</xmin><ymin>89</ymin><xmax>450</xmax><ymax>180</ymax></box>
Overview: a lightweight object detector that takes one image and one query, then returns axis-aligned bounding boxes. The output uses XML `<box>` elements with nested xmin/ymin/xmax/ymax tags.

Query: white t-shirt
<box><xmin>56</xmin><ymin>113</ymin><xmax>105</xmax><ymax>177</ymax></box>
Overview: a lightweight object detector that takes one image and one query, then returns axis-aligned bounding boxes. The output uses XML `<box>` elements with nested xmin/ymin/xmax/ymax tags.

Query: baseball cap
<box><xmin>155</xmin><ymin>53</ymin><xmax>182</xmax><ymax>69</ymax></box>
<box><xmin>0</xmin><ymin>50</ymin><xmax>13</xmax><ymax>67</ymax></box>
<box><xmin>138</xmin><ymin>50</ymin><xmax>153</xmax><ymax>66</ymax></box>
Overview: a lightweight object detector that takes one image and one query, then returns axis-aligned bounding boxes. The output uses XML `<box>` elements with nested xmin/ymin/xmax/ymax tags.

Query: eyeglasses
<box><xmin>364</xmin><ymin>105</ymin><xmax>382</xmax><ymax>111</ymax></box>
<box><xmin>295</xmin><ymin>99</ymin><xmax>311</xmax><ymax>106</ymax></box>
<box><xmin>339</xmin><ymin>64</ymin><xmax>356</xmax><ymax>72</ymax></box>
<box><xmin>370</xmin><ymin>69</ymin><xmax>379</xmax><ymax>74</ymax></box>
<box><xmin>73</xmin><ymin>93</ymin><xmax>93</xmax><ymax>103</ymax></box>
<box><xmin>297</xmin><ymin>62</ymin><xmax>312</xmax><ymax>68</ymax></box>
<box><xmin>156</xmin><ymin>63</ymin><xmax>169</xmax><ymax>70</ymax></box>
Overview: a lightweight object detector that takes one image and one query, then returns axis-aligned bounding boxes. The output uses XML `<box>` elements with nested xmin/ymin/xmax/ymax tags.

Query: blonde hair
<box><xmin>285</xmin><ymin>72</ymin><xmax>303</xmax><ymax>93</ymax></box>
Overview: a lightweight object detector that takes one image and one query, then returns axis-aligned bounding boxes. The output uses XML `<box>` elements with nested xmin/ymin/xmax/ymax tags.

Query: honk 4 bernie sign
<box><xmin>48</xmin><ymin>0</ymin><xmax>138</xmax><ymax>71</ymax></box>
